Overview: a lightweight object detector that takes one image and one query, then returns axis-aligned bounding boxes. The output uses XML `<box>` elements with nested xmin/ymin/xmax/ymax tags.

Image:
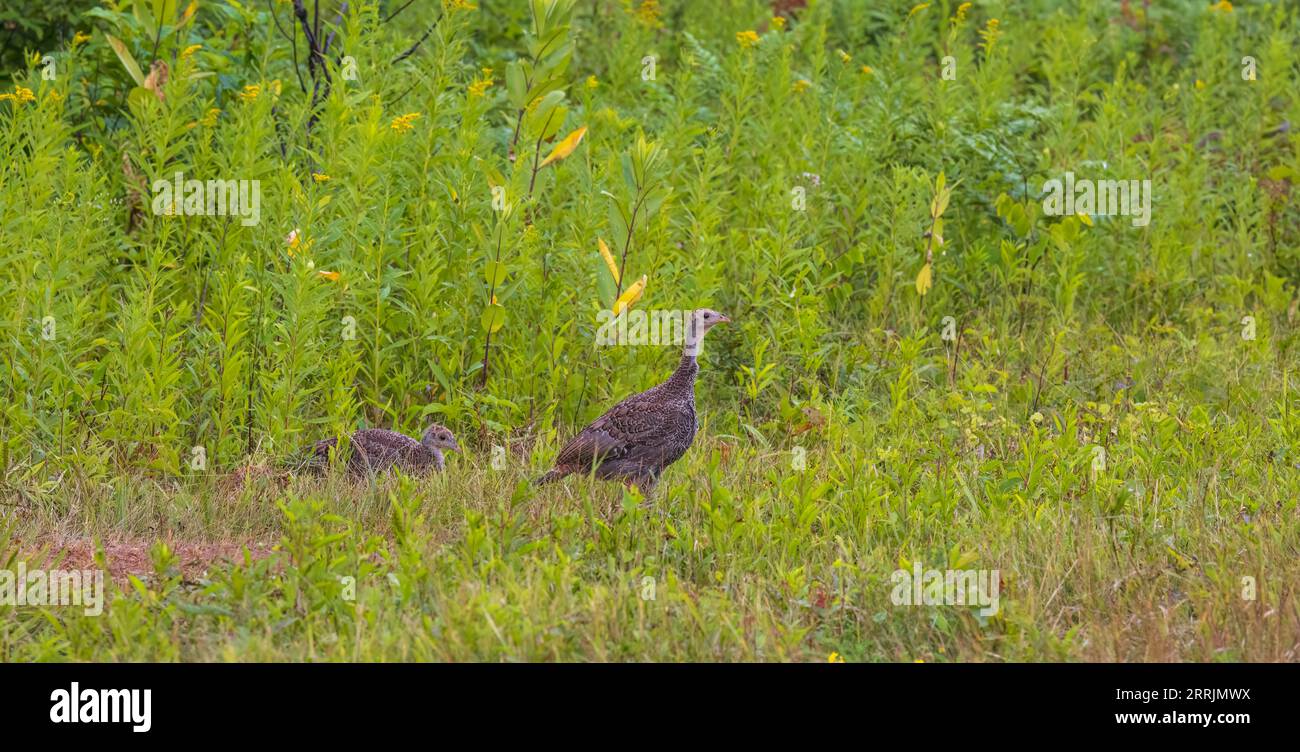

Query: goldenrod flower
<box><xmin>791</xmin><ymin>79</ymin><xmax>811</xmax><ymax>94</ymax></box>
<box><xmin>317</xmin><ymin>270</ymin><xmax>341</xmax><ymax>282</ymax></box>
<box><xmin>907</xmin><ymin>3</ymin><xmax>930</xmax><ymax>20</ymax></box>
<box><xmin>955</xmin><ymin>2</ymin><xmax>972</xmax><ymax>21</ymax></box>
<box><xmin>312</xmin><ymin>173</ymin><xmax>330</xmax><ymax>182</ymax></box>
<box><xmin>585</xmin><ymin>75</ymin><xmax>599</xmax><ymax>89</ymax></box>
<box><xmin>837</xmin><ymin>49</ymin><xmax>852</xmax><ymax>64</ymax></box>
<box><xmin>827</xmin><ymin>652</ymin><xmax>846</xmax><ymax>663</ymax></box>
<box><xmin>979</xmin><ymin>18</ymin><xmax>1001</xmax><ymax>53</ymax></box>
<box><xmin>181</xmin><ymin>44</ymin><xmax>202</xmax><ymax>59</ymax></box>
<box><xmin>771</xmin><ymin>16</ymin><xmax>786</xmax><ymax>30</ymax></box>
<box><xmin>468</xmin><ymin>75</ymin><xmax>493</xmax><ymax>97</ymax></box>
<box><xmin>444</xmin><ymin>0</ymin><xmax>477</xmax><ymax>11</ymax></box>
<box><xmin>390</xmin><ymin>112</ymin><xmax>421</xmax><ymax>132</ymax></box>
<box><xmin>200</xmin><ymin>108</ymin><xmax>220</xmax><ymax>127</ymax></box>
<box><xmin>72</xmin><ymin>31</ymin><xmax>92</xmax><ymax>48</ymax></box>
<box><xmin>1</xmin><ymin>86</ymin><xmax>37</xmax><ymax>105</ymax></box>
<box><xmin>736</xmin><ymin>30</ymin><xmax>760</xmax><ymax>49</ymax></box>
<box><xmin>239</xmin><ymin>84</ymin><xmax>260</xmax><ymax>102</ymax></box>
<box><xmin>860</xmin><ymin>65</ymin><xmax>873</xmax><ymax>75</ymax></box>
<box><xmin>633</xmin><ymin>0</ymin><xmax>663</xmax><ymax>28</ymax></box>
<box><xmin>1209</xmin><ymin>0</ymin><xmax>1233</xmax><ymax>11</ymax></box>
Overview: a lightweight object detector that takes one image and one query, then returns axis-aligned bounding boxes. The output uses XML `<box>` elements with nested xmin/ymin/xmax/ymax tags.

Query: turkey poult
<box><xmin>308</xmin><ymin>424</ymin><xmax>459</xmax><ymax>477</ymax></box>
<box><xmin>536</xmin><ymin>308</ymin><xmax>731</xmax><ymax>497</ymax></box>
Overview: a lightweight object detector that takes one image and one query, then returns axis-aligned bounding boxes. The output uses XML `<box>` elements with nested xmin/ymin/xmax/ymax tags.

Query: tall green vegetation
<box><xmin>0</xmin><ymin>0</ymin><xmax>1296</xmax><ymax>661</ymax></box>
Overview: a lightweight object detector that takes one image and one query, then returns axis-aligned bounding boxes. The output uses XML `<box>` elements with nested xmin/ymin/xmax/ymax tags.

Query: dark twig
<box><xmin>393</xmin><ymin>17</ymin><xmax>439</xmax><ymax>64</ymax></box>
<box><xmin>384</xmin><ymin>0</ymin><xmax>418</xmax><ymax>23</ymax></box>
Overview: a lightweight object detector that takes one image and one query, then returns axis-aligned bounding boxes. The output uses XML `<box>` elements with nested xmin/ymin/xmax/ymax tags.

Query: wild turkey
<box><xmin>307</xmin><ymin>424</ymin><xmax>458</xmax><ymax>477</ymax></box>
<box><xmin>536</xmin><ymin>308</ymin><xmax>731</xmax><ymax>496</ymax></box>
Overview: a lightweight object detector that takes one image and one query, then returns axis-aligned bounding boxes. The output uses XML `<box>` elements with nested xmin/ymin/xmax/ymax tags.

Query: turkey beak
<box><xmin>448</xmin><ymin>438</ymin><xmax>460</xmax><ymax>452</ymax></box>
<box><xmin>718</xmin><ymin>313</ymin><xmax>732</xmax><ymax>324</ymax></box>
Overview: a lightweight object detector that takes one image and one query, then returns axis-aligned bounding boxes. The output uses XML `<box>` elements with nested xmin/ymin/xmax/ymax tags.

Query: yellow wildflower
<box><xmin>390</xmin><ymin>112</ymin><xmax>421</xmax><ymax>132</ymax></box>
<box><xmin>312</xmin><ymin>173</ymin><xmax>330</xmax><ymax>182</ymax></box>
<box><xmin>445</xmin><ymin>0</ymin><xmax>478</xmax><ymax>11</ymax></box>
<box><xmin>3</xmin><ymin>86</ymin><xmax>38</xmax><ymax>105</ymax></box>
<box><xmin>239</xmin><ymin>84</ymin><xmax>260</xmax><ymax>102</ymax></box>
<box><xmin>468</xmin><ymin>75</ymin><xmax>493</xmax><ymax>97</ymax></box>
<box><xmin>585</xmin><ymin>75</ymin><xmax>599</xmax><ymax>89</ymax></box>
<box><xmin>791</xmin><ymin>79</ymin><xmax>811</xmax><ymax>94</ymax></box>
<box><xmin>837</xmin><ymin>49</ymin><xmax>852</xmax><ymax>64</ymax></box>
<box><xmin>286</xmin><ymin>229</ymin><xmax>302</xmax><ymax>253</ymax></box>
<box><xmin>907</xmin><ymin>3</ymin><xmax>930</xmax><ymax>20</ymax></box>
<box><xmin>860</xmin><ymin>64</ymin><xmax>873</xmax><ymax>75</ymax></box>
<box><xmin>181</xmin><ymin>44</ymin><xmax>202</xmax><ymax>59</ymax></box>
<box><xmin>72</xmin><ymin>31</ymin><xmax>92</xmax><ymax>48</ymax></box>
<box><xmin>1195</xmin><ymin>79</ymin><xmax>1205</xmax><ymax>89</ymax></box>
<box><xmin>633</xmin><ymin>0</ymin><xmax>663</xmax><ymax>28</ymax></box>
<box><xmin>955</xmin><ymin>2</ymin><xmax>972</xmax><ymax>21</ymax></box>
<box><xmin>979</xmin><ymin>18</ymin><xmax>1001</xmax><ymax>53</ymax></box>
<box><xmin>200</xmin><ymin>108</ymin><xmax>220</xmax><ymax>127</ymax></box>
<box><xmin>1209</xmin><ymin>0</ymin><xmax>1233</xmax><ymax>11</ymax></box>
<box><xmin>827</xmin><ymin>652</ymin><xmax>846</xmax><ymax>663</ymax></box>
<box><xmin>771</xmin><ymin>16</ymin><xmax>786</xmax><ymax>30</ymax></box>
<box><xmin>317</xmin><ymin>270</ymin><xmax>340</xmax><ymax>282</ymax></box>
<box><xmin>736</xmin><ymin>30</ymin><xmax>760</xmax><ymax>49</ymax></box>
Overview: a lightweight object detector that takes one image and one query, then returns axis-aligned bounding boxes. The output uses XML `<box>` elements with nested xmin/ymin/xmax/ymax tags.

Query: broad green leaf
<box><xmin>106</xmin><ymin>34</ymin><xmax>146</xmax><ymax>86</ymax></box>
<box><xmin>480</xmin><ymin>303</ymin><xmax>506</xmax><ymax>334</ymax></box>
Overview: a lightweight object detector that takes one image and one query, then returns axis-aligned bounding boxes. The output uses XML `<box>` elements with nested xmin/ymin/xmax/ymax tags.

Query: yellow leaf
<box><xmin>915</xmin><ymin>263</ymin><xmax>933</xmax><ymax>296</ymax></box>
<box><xmin>539</xmin><ymin>125</ymin><xmax>587</xmax><ymax>168</ymax></box>
<box><xmin>179</xmin><ymin>1</ymin><xmax>199</xmax><ymax>27</ymax></box>
<box><xmin>612</xmin><ymin>275</ymin><xmax>647</xmax><ymax>315</ymax></box>
<box><xmin>597</xmin><ymin>238</ymin><xmax>621</xmax><ymax>285</ymax></box>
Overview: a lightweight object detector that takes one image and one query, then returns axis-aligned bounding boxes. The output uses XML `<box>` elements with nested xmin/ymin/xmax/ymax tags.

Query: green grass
<box><xmin>1</xmin><ymin>0</ymin><xmax>1298</xmax><ymax>661</ymax></box>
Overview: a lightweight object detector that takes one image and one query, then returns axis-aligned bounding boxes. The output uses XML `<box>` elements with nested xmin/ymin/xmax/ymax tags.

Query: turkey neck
<box><xmin>665</xmin><ymin>347</ymin><xmax>700</xmax><ymax>394</ymax></box>
<box><xmin>420</xmin><ymin>441</ymin><xmax>446</xmax><ymax>470</ymax></box>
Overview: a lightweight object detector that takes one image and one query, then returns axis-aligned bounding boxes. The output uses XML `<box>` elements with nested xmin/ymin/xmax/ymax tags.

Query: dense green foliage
<box><xmin>1</xmin><ymin>0</ymin><xmax>1297</xmax><ymax>661</ymax></box>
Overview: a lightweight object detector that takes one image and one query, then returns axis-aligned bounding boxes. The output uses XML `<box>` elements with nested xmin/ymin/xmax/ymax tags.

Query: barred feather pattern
<box><xmin>537</xmin><ymin>354</ymin><xmax>701</xmax><ymax>495</ymax></box>
<box><xmin>308</xmin><ymin>428</ymin><xmax>445</xmax><ymax>477</ymax></box>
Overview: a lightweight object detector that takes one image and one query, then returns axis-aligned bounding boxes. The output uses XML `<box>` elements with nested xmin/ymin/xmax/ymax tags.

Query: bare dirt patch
<box><xmin>16</xmin><ymin>535</ymin><xmax>276</xmax><ymax>580</ymax></box>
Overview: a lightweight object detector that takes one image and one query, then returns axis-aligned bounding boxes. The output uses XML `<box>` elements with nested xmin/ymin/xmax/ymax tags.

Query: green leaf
<box><xmin>106</xmin><ymin>34</ymin><xmax>146</xmax><ymax>86</ymax></box>
<box><xmin>505</xmin><ymin>61</ymin><xmax>526</xmax><ymax>109</ymax></box>
<box><xmin>480</xmin><ymin>304</ymin><xmax>506</xmax><ymax>334</ymax></box>
<box><xmin>484</xmin><ymin>260</ymin><xmax>508</xmax><ymax>288</ymax></box>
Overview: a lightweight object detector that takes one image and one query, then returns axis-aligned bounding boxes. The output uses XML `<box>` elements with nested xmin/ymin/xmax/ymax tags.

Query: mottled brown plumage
<box><xmin>536</xmin><ymin>309</ymin><xmax>731</xmax><ymax>496</ymax></box>
<box><xmin>308</xmin><ymin>424</ymin><xmax>458</xmax><ymax>477</ymax></box>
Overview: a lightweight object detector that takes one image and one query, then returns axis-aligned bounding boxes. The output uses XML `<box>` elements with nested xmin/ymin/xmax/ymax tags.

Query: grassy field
<box><xmin>2</xmin><ymin>0</ymin><xmax>1298</xmax><ymax>662</ymax></box>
